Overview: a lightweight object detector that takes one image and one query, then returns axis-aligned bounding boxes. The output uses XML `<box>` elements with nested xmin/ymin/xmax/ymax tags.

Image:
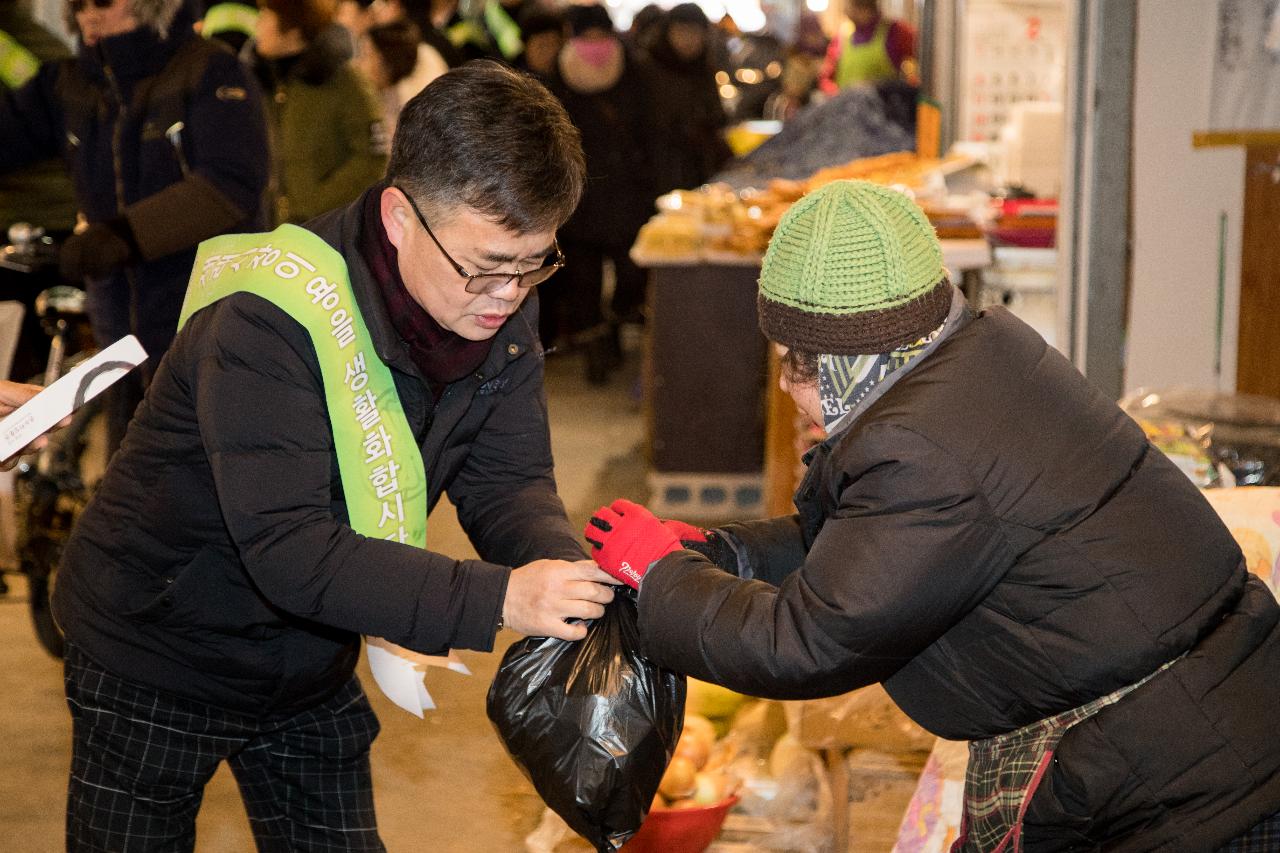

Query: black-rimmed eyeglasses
<box><xmin>396</xmin><ymin>186</ymin><xmax>565</xmax><ymax>296</ymax></box>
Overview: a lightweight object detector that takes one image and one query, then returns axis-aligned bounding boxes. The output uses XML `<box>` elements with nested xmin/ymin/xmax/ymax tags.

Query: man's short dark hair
<box><xmin>387</xmin><ymin>61</ymin><xmax>586</xmax><ymax>234</ymax></box>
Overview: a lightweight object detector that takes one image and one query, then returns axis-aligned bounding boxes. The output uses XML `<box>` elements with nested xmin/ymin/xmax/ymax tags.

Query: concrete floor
<box><xmin>0</xmin><ymin>349</ymin><xmax>646</xmax><ymax>853</ymax></box>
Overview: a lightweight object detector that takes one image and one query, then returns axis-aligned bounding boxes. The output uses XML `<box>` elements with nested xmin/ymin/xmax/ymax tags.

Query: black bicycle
<box><xmin>1</xmin><ymin>227</ymin><xmax>101</xmax><ymax>658</ymax></box>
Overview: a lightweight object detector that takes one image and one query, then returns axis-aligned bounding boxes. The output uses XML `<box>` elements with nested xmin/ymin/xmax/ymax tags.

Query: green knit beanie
<box><xmin>757</xmin><ymin>179</ymin><xmax>951</xmax><ymax>355</ymax></box>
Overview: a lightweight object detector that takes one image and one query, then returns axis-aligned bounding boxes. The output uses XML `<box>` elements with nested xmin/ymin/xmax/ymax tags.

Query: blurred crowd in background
<box><xmin>1</xmin><ymin>0</ymin><xmax>917</xmax><ymax>408</ymax></box>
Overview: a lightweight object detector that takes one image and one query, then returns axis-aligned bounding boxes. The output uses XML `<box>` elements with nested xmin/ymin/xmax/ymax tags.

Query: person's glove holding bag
<box><xmin>584</xmin><ymin>499</ymin><xmax>681</xmax><ymax>589</ymax></box>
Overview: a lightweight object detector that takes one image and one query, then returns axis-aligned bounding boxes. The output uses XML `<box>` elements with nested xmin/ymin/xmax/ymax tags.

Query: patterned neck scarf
<box><xmin>817</xmin><ymin>321</ymin><xmax>947</xmax><ymax>433</ymax></box>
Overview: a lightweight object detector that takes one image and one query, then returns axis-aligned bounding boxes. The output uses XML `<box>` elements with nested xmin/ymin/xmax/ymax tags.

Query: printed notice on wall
<box><xmin>1210</xmin><ymin>0</ymin><xmax>1280</xmax><ymax>129</ymax></box>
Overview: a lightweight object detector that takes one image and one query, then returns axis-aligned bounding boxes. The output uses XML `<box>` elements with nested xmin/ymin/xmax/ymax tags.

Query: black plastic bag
<box><xmin>487</xmin><ymin>597</ymin><xmax>686</xmax><ymax>851</ymax></box>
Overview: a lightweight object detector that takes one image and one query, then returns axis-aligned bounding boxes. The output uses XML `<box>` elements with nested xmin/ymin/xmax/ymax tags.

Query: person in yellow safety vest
<box><xmin>817</xmin><ymin>0</ymin><xmax>915</xmax><ymax>95</ymax></box>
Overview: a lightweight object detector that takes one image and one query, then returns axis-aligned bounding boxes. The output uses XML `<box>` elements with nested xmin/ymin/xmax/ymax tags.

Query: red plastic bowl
<box><xmin>622</xmin><ymin>796</ymin><xmax>739</xmax><ymax>853</ymax></box>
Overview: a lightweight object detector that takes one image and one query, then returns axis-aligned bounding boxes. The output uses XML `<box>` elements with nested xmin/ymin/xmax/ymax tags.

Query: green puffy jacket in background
<box><xmin>255</xmin><ymin>25</ymin><xmax>388</xmax><ymax>225</ymax></box>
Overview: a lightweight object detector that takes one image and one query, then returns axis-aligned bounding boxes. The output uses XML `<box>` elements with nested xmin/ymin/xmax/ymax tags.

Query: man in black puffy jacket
<box><xmin>587</xmin><ymin>180</ymin><xmax>1280</xmax><ymax>852</ymax></box>
<box><xmin>52</xmin><ymin>63</ymin><xmax>617</xmax><ymax>850</ymax></box>
<box><xmin>0</xmin><ymin>0</ymin><xmax>270</xmax><ymax>453</ymax></box>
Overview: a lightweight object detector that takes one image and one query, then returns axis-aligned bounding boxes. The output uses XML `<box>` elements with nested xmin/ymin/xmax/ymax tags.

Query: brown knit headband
<box><xmin>758</xmin><ymin>276</ymin><xmax>953</xmax><ymax>355</ymax></box>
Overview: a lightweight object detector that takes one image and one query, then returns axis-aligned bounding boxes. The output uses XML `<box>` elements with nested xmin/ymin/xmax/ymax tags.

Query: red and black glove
<box><xmin>584</xmin><ymin>498</ymin><xmax>680</xmax><ymax>589</ymax></box>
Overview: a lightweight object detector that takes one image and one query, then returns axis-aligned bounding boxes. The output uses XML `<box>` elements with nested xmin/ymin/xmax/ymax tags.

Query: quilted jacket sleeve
<box><xmin>637</xmin><ymin>422</ymin><xmax>1015</xmax><ymax>699</ymax></box>
<box><xmin>713</xmin><ymin>515</ymin><xmax>809</xmax><ymax>584</ymax></box>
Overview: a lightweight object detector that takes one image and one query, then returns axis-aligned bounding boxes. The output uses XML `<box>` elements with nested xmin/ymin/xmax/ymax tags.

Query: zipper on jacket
<box><xmin>103</xmin><ymin>60</ymin><xmax>142</xmax><ymax>310</ymax></box>
<box><xmin>102</xmin><ymin>61</ymin><xmax>127</xmax><ymax>220</ymax></box>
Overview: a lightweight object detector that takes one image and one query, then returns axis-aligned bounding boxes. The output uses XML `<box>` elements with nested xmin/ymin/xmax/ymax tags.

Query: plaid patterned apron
<box><xmin>1220</xmin><ymin>810</ymin><xmax>1280</xmax><ymax>851</ymax></box>
<box><xmin>952</xmin><ymin>656</ymin><xmax>1182</xmax><ymax>853</ymax></box>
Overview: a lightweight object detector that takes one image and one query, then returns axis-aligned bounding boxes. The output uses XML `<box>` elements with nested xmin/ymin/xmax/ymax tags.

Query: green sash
<box><xmin>179</xmin><ymin>224</ymin><xmax>427</xmax><ymax>547</ymax></box>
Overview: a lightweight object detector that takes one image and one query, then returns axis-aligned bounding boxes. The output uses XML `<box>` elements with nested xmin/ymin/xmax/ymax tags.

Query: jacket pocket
<box><xmin>1023</xmin><ymin>682</ymin><xmax>1189</xmax><ymax>848</ymax></box>
<box><xmin>1021</xmin><ymin>721</ymin><xmax>1115</xmax><ymax>848</ymax></box>
<box><xmin>127</xmin><ymin>546</ymin><xmax>274</xmax><ymax>641</ymax></box>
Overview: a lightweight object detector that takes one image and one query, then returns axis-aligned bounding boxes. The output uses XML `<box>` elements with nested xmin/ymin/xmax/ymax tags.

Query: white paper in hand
<box><xmin>0</xmin><ymin>335</ymin><xmax>147</xmax><ymax>460</ymax></box>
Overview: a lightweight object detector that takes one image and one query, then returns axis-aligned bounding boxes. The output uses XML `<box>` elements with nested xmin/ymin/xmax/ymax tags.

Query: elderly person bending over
<box><xmin>587</xmin><ymin>180</ymin><xmax>1280</xmax><ymax>852</ymax></box>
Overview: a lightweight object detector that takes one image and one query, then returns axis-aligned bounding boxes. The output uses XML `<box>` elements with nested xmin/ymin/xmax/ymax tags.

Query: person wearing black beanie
<box><xmin>643</xmin><ymin>1</ymin><xmax>731</xmax><ymax>195</ymax></box>
<box><xmin>562</xmin><ymin>1</ymin><xmax>610</xmax><ymax>35</ymax></box>
<box><xmin>544</xmin><ymin>2</ymin><xmax>656</xmax><ymax>382</ymax></box>
<box><xmin>666</xmin><ymin>1</ymin><xmax>708</xmax><ymax>26</ymax></box>
<box><xmin>627</xmin><ymin>2</ymin><xmax>662</xmax><ymax>52</ymax></box>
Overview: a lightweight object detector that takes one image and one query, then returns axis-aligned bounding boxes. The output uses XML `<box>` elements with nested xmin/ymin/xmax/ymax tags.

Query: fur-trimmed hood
<box><xmin>65</xmin><ymin>0</ymin><xmax>187</xmax><ymax>41</ymax></box>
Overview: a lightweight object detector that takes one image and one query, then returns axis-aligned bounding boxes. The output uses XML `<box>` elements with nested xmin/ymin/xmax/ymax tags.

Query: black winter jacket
<box><xmin>639</xmin><ymin>308</ymin><xmax>1280</xmax><ymax>850</ymax></box>
<box><xmin>643</xmin><ymin>36</ymin><xmax>730</xmax><ymax>194</ymax></box>
<box><xmin>53</xmin><ymin>187</ymin><xmax>585</xmax><ymax>715</ymax></box>
<box><xmin>0</xmin><ymin>8</ymin><xmax>269</xmax><ymax>363</ymax></box>
<box><xmin>549</xmin><ymin>46</ymin><xmax>656</xmax><ymax>248</ymax></box>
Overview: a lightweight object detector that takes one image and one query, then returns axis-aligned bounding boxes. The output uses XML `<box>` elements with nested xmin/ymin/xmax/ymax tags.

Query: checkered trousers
<box><xmin>64</xmin><ymin>644</ymin><xmax>385</xmax><ymax>853</ymax></box>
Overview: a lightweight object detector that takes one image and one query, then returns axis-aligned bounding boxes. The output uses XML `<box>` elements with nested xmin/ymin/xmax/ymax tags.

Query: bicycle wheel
<box><xmin>18</xmin><ymin>397</ymin><xmax>103</xmax><ymax>659</ymax></box>
<box><xmin>24</xmin><ymin>531</ymin><xmax>64</xmax><ymax>659</ymax></box>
